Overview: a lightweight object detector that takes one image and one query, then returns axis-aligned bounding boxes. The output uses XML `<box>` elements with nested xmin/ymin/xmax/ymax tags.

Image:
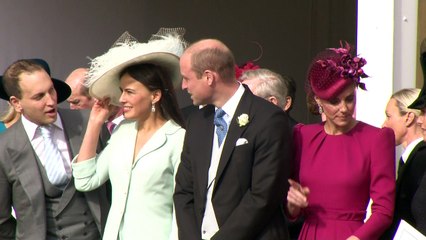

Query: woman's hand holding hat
<box><xmin>90</xmin><ymin>98</ymin><xmax>115</xmax><ymax>125</ymax></box>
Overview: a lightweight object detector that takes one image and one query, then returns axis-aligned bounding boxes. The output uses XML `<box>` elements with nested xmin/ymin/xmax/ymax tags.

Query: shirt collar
<box><xmin>401</xmin><ymin>137</ymin><xmax>424</xmax><ymax>163</ymax></box>
<box><xmin>111</xmin><ymin>114</ymin><xmax>125</xmax><ymax>125</ymax></box>
<box><xmin>21</xmin><ymin>113</ymin><xmax>64</xmax><ymax>140</ymax></box>
<box><xmin>216</xmin><ymin>83</ymin><xmax>245</xmax><ymax>122</ymax></box>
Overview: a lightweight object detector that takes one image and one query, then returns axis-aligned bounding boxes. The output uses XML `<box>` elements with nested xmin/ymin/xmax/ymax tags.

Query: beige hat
<box><xmin>85</xmin><ymin>28</ymin><xmax>187</xmax><ymax>106</ymax></box>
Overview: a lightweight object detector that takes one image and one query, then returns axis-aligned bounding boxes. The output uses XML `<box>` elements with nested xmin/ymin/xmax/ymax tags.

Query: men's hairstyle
<box><xmin>391</xmin><ymin>88</ymin><xmax>421</xmax><ymax>117</ymax></box>
<box><xmin>119</xmin><ymin>63</ymin><xmax>185</xmax><ymax>128</ymax></box>
<box><xmin>2</xmin><ymin>59</ymin><xmax>44</xmax><ymax>99</ymax></box>
<box><xmin>190</xmin><ymin>46</ymin><xmax>236</xmax><ymax>80</ymax></box>
<box><xmin>240</xmin><ymin>68</ymin><xmax>296</xmax><ymax>111</ymax></box>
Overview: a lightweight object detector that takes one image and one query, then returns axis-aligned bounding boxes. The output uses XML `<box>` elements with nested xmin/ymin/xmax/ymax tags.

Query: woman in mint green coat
<box><xmin>72</xmin><ymin>31</ymin><xmax>186</xmax><ymax>240</ymax></box>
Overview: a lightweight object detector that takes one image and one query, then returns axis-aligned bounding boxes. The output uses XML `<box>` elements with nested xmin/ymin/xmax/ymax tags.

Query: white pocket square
<box><xmin>236</xmin><ymin>138</ymin><xmax>248</xmax><ymax>146</ymax></box>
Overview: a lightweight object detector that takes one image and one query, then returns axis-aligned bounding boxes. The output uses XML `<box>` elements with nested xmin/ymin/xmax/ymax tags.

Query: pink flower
<box><xmin>235</xmin><ymin>61</ymin><xmax>260</xmax><ymax>80</ymax></box>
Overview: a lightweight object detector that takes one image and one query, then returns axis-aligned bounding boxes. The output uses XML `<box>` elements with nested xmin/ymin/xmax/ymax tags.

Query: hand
<box><xmin>346</xmin><ymin>235</ymin><xmax>360</xmax><ymax>240</ymax></box>
<box><xmin>287</xmin><ymin>179</ymin><xmax>310</xmax><ymax>217</ymax></box>
<box><xmin>90</xmin><ymin>98</ymin><xmax>115</xmax><ymax>124</ymax></box>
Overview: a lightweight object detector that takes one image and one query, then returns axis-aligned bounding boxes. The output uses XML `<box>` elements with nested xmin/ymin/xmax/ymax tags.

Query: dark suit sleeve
<box><xmin>174</xmin><ymin>122</ymin><xmax>200</xmax><ymax>240</ymax></box>
<box><xmin>213</xmin><ymin>110</ymin><xmax>291</xmax><ymax>239</ymax></box>
<box><xmin>0</xmin><ymin>159</ymin><xmax>16</xmax><ymax>239</ymax></box>
<box><xmin>412</xmin><ymin>172</ymin><xmax>426</xmax><ymax>235</ymax></box>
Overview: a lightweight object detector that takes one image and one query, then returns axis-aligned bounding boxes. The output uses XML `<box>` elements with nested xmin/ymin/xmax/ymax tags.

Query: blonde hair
<box><xmin>391</xmin><ymin>88</ymin><xmax>421</xmax><ymax>116</ymax></box>
<box><xmin>0</xmin><ymin>104</ymin><xmax>19</xmax><ymax>125</ymax></box>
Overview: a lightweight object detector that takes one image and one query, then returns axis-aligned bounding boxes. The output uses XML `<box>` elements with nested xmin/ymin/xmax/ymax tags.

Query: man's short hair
<box><xmin>240</xmin><ymin>68</ymin><xmax>296</xmax><ymax>111</ymax></box>
<box><xmin>3</xmin><ymin>59</ymin><xmax>44</xmax><ymax>99</ymax></box>
<box><xmin>190</xmin><ymin>45</ymin><xmax>235</xmax><ymax>80</ymax></box>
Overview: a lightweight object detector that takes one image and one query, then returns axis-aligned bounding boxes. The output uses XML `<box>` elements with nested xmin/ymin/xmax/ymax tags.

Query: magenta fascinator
<box><xmin>307</xmin><ymin>41</ymin><xmax>368</xmax><ymax>100</ymax></box>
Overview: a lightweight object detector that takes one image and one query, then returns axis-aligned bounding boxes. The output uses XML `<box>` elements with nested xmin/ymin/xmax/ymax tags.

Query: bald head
<box><xmin>65</xmin><ymin>68</ymin><xmax>94</xmax><ymax>109</ymax></box>
<box><xmin>180</xmin><ymin>38</ymin><xmax>240</xmax><ymax>108</ymax></box>
<box><xmin>185</xmin><ymin>39</ymin><xmax>229</xmax><ymax>54</ymax></box>
<box><xmin>183</xmin><ymin>39</ymin><xmax>236</xmax><ymax>81</ymax></box>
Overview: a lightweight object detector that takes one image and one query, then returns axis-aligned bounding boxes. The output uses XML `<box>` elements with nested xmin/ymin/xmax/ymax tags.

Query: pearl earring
<box><xmin>151</xmin><ymin>103</ymin><xmax>156</xmax><ymax>113</ymax></box>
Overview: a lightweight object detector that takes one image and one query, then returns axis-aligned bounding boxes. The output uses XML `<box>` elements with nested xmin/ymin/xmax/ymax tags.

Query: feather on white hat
<box><xmin>85</xmin><ymin>28</ymin><xmax>187</xmax><ymax>106</ymax></box>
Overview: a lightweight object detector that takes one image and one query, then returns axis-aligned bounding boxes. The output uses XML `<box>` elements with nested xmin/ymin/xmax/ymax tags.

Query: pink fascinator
<box><xmin>307</xmin><ymin>41</ymin><xmax>368</xmax><ymax>100</ymax></box>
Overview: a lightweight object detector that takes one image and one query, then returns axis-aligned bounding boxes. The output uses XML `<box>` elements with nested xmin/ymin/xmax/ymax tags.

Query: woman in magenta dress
<box><xmin>286</xmin><ymin>43</ymin><xmax>396</xmax><ymax>240</ymax></box>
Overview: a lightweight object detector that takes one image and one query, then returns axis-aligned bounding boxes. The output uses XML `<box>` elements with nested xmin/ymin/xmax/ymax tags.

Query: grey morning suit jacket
<box><xmin>0</xmin><ymin>109</ymin><xmax>110</xmax><ymax>239</ymax></box>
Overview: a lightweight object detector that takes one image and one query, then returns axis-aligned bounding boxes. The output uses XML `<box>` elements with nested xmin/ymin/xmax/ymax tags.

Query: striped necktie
<box><xmin>40</xmin><ymin>125</ymin><xmax>69</xmax><ymax>187</ymax></box>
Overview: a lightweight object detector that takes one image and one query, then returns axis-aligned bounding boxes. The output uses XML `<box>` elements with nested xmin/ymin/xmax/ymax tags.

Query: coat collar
<box><xmin>396</xmin><ymin>140</ymin><xmax>426</xmax><ymax>189</ymax></box>
<box><xmin>8</xmin><ymin>121</ymin><xmax>47</xmax><ymax>222</ymax></box>
<box><xmin>213</xmin><ymin>86</ymin><xmax>254</xmax><ymax>190</ymax></box>
<box><xmin>137</xmin><ymin>120</ymin><xmax>179</xmax><ymax>159</ymax></box>
<box><xmin>196</xmin><ymin>85</ymin><xmax>256</xmax><ymax>197</ymax></box>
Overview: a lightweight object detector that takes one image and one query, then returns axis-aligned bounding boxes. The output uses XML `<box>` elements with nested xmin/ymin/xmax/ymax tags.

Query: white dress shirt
<box><xmin>401</xmin><ymin>137</ymin><xmax>424</xmax><ymax>163</ymax></box>
<box><xmin>21</xmin><ymin>114</ymin><xmax>72</xmax><ymax>178</ymax></box>
<box><xmin>201</xmin><ymin>84</ymin><xmax>245</xmax><ymax>239</ymax></box>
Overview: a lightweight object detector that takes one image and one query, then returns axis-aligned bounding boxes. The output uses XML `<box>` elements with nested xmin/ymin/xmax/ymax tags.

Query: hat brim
<box><xmin>0</xmin><ymin>76</ymin><xmax>71</xmax><ymax>103</ymax></box>
<box><xmin>408</xmin><ymin>49</ymin><xmax>426</xmax><ymax>109</ymax></box>
<box><xmin>89</xmin><ymin>52</ymin><xmax>181</xmax><ymax>106</ymax></box>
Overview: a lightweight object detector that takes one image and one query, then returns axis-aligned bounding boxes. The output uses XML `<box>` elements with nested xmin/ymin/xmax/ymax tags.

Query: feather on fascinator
<box><xmin>85</xmin><ymin>28</ymin><xmax>187</xmax><ymax>106</ymax></box>
<box><xmin>307</xmin><ymin>41</ymin><xmax>368</xmax><ymax>100</ymax></box>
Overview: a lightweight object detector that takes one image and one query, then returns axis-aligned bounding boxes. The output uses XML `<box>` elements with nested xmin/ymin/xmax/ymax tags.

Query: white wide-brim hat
<box><xmin>85</xmin><ymin>28</ymin><xmax>187</xmax><ymax>106</ymax></box>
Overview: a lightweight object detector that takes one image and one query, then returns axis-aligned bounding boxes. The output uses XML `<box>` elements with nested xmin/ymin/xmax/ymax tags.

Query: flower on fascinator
<box><xmin>307</xmin><ymin>41</ymin><xmax>369</xmax><ymax>100</ymax></box>
<box><xmin>323</xmin><ymin>41</ymin><xmax>369</xmax><ymax>90</ymax></box>
<box><xmin>235</xmin><ymin>61</ymin><xmax>260</xmax><ymax>80</ymax></box>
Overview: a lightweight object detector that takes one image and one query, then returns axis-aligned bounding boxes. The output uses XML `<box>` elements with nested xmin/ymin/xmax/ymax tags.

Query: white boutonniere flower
<box><xmin>237</xmin><ymin>113</ymin><xmax>249</xmax><ymax>127</ymax></box>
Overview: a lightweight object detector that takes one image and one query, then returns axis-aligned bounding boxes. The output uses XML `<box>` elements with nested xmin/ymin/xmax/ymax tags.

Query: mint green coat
<box><xmin>73</xmin><ymin>120</ymin><xmax>185</xmax><ymax>240</ymax></box>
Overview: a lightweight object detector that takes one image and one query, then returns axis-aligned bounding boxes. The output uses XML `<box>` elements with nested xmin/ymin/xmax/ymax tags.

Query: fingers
<box><xmin>288</xmin><ymin>179</ymin><xmax>310</xmax><ymax>195</ymax></box>
<box><xmin>94</xmin><ymin>97</ymin><xmax>111</xmax><ymax>108</ymax></box>
<box><xmin>287</xmin><ymin>179</ymin><xmax>309</xmax><ymax>208</ymax></box>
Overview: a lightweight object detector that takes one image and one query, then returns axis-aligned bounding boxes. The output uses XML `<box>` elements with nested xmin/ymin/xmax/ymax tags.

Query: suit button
<box><xmin>55</xmin><ymin>217</ymin><xmax>60</xmax><ymax>221</ymax></box>
<box><xmin>83</xmin><ymin>211</ymin><xmax>88</xmax><ymax>216</ymax></box>
<box><xmin>61</xmin><ymin>236</ymin><xmax>68</xmax><ymax>239</ymax></box>
<box><xmin>84</xmin><ymin>221</ymin><xmax>88</xmax><ymax>226</ymax></box>
<box><xmin>58</xmin><ymin>225</ymin><xmax>63</xmax><ymax>230</ymax></box>
<box><xmin>83</xmin><ymin>232</ymin><xmax>88</xmax><ymax>236</ymax></box>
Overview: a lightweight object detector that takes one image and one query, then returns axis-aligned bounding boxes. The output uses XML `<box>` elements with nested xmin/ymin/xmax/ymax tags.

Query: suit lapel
<box><xmin>56</xmin><ymin>110</ymin><xmax>84</xmax><ymax>214</ymax></box>
<box><xmin>214</xmin><ymin>89</ymin><xmax>253</xmax><ymax>190</ymax></box>
<box><xmin>135</xmin><ymin>125</ymin><xmax>167</xmax><ymax>164</ymax></box>
<box><xmin>9</xmin><ymin>122</ymin><xmax>46</xmax><ymax>222</ymax></box>
<box><xmin>59</xmin><ymin>109</ymin><xmax>84</xmax><ymax>158</ymax></box>
<box><xmin>396</xmin><ymin>141</ymin><xmax>426</xmax><ymax>191</ymax></box>
<box><xmin>197</xmin><ymin>105</ymin><xmax>215</xmax><ymax>199</ymax></box>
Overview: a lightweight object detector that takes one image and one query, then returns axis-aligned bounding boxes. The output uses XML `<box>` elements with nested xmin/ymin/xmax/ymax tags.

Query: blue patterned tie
<box><xmin>40</xmin><ymin>125</ymin><xmax>69</xmax><ymax>187</ymax></box>
<box><xmin>214</xmin><ymin>109</ymin><xmax>227</xmax><ymax>146</ymax></box>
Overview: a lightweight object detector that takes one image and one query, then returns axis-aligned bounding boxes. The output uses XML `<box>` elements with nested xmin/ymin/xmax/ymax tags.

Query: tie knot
<box><xmin>40</xmin><ymin>125</ymin><xmax>54</xmax><ymax>139</ymax></box>
<box><xmin>215</xmin><ymin>109</ymin><xmax>226</xmax><ymax>119</ymax></box>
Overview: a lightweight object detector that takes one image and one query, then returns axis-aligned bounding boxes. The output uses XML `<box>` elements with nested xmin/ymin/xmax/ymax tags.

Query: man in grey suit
<box><xmin>174</xmin><ymin>39</ymin><xmax>291</xmax><ymax>240</ymax></box>
<box><xmin>0</xmin><ymin>59</ymin><xmax>109</xmax><ymax>239</ymax></box>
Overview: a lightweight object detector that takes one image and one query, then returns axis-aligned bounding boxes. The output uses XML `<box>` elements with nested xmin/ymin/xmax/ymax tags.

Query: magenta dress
<box><xmin>293</xmin><ymin>122</ymin><xmax>395</xmax><ymax>240</ymax></box>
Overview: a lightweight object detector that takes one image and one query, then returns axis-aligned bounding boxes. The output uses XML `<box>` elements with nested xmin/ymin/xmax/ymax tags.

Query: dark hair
<box><xmin>3</xmin><ymin>59</ymin><xmax>44</xmax><ymax>99</ymax></box>
<box><xmin>283</xmin><ymin>75</ymin><xmax>296</xmax><ymax>112</ymax></box>
<box><xmin>306</xmin><ymin>91</ymin><xmax>320</xmax><ymax>115</ymax></box>
<box><xmin>119</xmin><ymin>63</ymin><xmax>185</xmax><ymax>128</ymax></box>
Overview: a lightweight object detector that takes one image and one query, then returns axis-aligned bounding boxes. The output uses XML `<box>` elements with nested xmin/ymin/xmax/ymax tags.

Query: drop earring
<box><xmin>318</xmin><ymin>105</ymin><xmax>323</xmax><ymax>114</ymax></box>
<box><xmin>151</xmin><ymin>103</ymin><xmax>156</xmax><ymax>113</ymax></box>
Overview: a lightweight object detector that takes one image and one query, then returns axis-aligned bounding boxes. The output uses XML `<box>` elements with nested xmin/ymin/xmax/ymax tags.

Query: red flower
<box><xmin>235</xmin><ymin>61</ymin><xmax>260</xmax><ymax>80</ymax></box>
